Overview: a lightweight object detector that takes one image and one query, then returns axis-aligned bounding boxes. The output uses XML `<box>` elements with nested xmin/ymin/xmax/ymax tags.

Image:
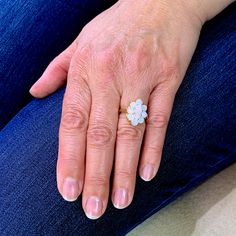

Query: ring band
<box><xmin>119</xmin><ymin>108</ymin><xmax>127</xmax><ymax>113</ymax></box>
<box><xmin>119</xmin><ymin>98</ymin><xmax>148</xmax><ymax>126</ymax></box>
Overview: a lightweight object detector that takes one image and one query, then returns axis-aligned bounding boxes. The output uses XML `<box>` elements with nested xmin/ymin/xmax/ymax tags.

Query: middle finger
<box><xmin>82</xmin><ymin>83</ymin><xmax>120</xmax><ymax>219</ymax></box>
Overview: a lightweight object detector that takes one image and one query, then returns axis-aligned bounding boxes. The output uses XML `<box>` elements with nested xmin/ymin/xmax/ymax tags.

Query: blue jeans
<box><xmin>0</xmin><ymin>1</ymin><xmax>235</xmax><ymax>235</ymax></box>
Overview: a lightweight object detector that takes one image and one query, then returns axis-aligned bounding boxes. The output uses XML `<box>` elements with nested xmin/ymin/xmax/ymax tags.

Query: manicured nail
<box><xmin>113</xmin><ymin>188</ymin><xmax>129</xmax><ymax>209</ymax></box>
<box><xmin>85</xmin><ymin>196</ymin><xmax>103</xmax><ymax>220</ymax></box>
<box><xmin>140</xmin><ymin>164</ymin><xmax>155</xmax><ymax>181</ymax></box>
<box><xmin>62</xmin><ymin>177</ymin><xmax>80</xmax><ymax>202</ymax></box>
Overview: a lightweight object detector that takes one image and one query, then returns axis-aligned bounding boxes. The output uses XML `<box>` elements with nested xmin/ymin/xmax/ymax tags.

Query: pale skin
<box><xmin>29</xmin><ymin>0</ymin><xmax>234</xmax><ymax>219</ymax></box>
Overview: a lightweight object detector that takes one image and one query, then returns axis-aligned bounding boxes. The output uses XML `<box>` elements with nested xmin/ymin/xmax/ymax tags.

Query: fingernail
<box><xmin>29</xmin><ymin>85</ymin><xmax>35</xmax><ymax>94</ymax></box>
<box><xmin>29</xmin><ymin>77</ymin><xmax>42</xmax><ymax>93</ymax></box>
<box><xmin>62</xmin><ymin>177</ymin><xmax>80</xmax><ymax>202</ymax></box>
<box><xmin>113</xmin><ymin>188</ymin><xmax>129</xmax><ymax>209</ymax></box>
<box><xmin>85</xmin><ymin>196</ymin><xmax>103</xmax><ymax>220</ymax></box>
<box><xmin>29</xmin><ymin>84</ymin><xmax>38</xmax><ymax>95</ymax></box>
<box><xmin>140</xmin><ymin>164</ymin><xmax>155</xmax><ymax>181</ymax></box>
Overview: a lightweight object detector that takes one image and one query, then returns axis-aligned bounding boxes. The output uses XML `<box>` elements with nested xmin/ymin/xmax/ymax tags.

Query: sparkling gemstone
<box><xmin>131</xmin><ymin>119</ymin><xmax>139</xmax><ymax>126</ymax></box>
<box><xmin>142</xmin><ymin>105</ymin><xmax>147</xmax><ymax>111</ymax></box>
<box><xmin>127</xmin><ymin>113</ymin><xmax>134</xmax><ymax>121</ymax></box>
<box><xmin>127</xmin><ymin>107</ymin><xmax>133</xmax><ymax>114</ymax></box>
<box><xmin>138</xmin><ymin>117</ymin><xmax>144</xmax><ymax>123</ymax></box>
<box><xmin>135</xmin><ymin>106</ymin><xmax>142</xmax><ymax>115</ymax></box>
<box><xmin>130</xmin><ymin>102</ymin><xmax>136</xmax><ymax>109</ymax></box>
<box><xmin>136</xmin><ymin>99</ymin><xmax>143</xmax><ymax>105</ymax></box>
<box><xmin>142</xmin><ymin>111</ymin><xmax>147</xmax><ymax>118</ymax></box>
<box><xmin>126</xmin><ymin>99</ymin><xmax>148</xmax><ymax>125</ymax></box>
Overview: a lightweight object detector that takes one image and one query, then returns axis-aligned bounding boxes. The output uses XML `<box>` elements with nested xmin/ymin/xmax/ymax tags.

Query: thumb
<box><xmin>29</xmin><ymin>40</ymin><xmax>77</xmax><ymax>98</ymax></box>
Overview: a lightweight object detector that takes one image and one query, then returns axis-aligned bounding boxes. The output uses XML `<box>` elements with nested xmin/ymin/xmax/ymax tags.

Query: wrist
<box><xmin>117</xmin><ymin>0</ymin><xmax>204</xmax><ymax>30</ymax></box>
<box><xmin>184</xmin><ymin>0</ymin><xmax>235</xmax><ymax>24</ymax></box>
<box><xmin>117</xmin><ymin>0</ymin><xmax>235</xmax><ymax>26</ymax></box>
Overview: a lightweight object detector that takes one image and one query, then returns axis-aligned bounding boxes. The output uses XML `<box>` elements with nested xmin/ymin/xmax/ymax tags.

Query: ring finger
<box><xmin>111</xmin><ymin>87</ymin><xmax>150</xmax><ymax>209</ymax></box>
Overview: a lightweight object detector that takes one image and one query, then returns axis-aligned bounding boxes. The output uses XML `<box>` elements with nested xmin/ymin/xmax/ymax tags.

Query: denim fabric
<box><xmin>0</xmin><ymin>0</ymin><xmax>115</xmax><ymax>130</ymax></box>
<box><xmin>0</xmin><ymin>1</ymin><xmax>236</xmax><ymax>236</ymax></box>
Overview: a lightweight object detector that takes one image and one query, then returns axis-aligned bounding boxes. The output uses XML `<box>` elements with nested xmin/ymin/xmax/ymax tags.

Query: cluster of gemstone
<box><xmin>126</xmin><ymin>99</ymin><xmax>148</xmax><ymax>126</ymax></box>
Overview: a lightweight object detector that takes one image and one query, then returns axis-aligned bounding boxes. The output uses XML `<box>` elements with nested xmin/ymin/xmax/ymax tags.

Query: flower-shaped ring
<box><xmin>119</xmin><ymin>99</ymin><xmax>148</xmax><ymax>126</ymax></box>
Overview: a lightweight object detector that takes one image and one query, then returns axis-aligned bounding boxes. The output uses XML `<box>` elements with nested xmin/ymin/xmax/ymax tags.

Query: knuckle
<box><xmin>95</xmin><ymin>45</ymin><xmax>121</xmax><ymax>72</ymax></box>
<box><xmin>76</xmin><ymin>44</ymin><xmax>91</xmax><ymax>62</ymax></box>
<box><xmin>53</xmin><ymin>60</ymin><xmax>67</xmax><ymax>74</ymax></box>
<box><xmin>98</xmin><ymin>50</ymin><xmax>115</xmax><ymax>65</ymax></box>
<box><xmin>61</xmin><ymin>107</ymin><xmax>88</xmax><ymax>131</ymax></box>
<box><xmin>147</xmin><ymin>113</ymin><xmax>168</xmax><ymax>128</ymax></box>
<box><xmin>69</xmin><ymin>46</ymin><xmax>91</xmax><ymax>82</ymax></box>
<box><xmin>86</xmin><ymin>175</ymin><xmax>109</xmax><ymax>187</ymax></box>
<box><xmin>93</xmin><ymin>49</ymin><xmax>120</xmax><ymax>87</ymax></box>
<box><xmin>117</xmin><ymin>125</ymin><xmax>143</xmax><ymax>141</ymax></box>
<box><xmin>116</xmin><ymin>168</ymin><xmax>136</xmax><ymax>180</ymax></box>
<box><xmin>143</xmin><ymin>144</ymin><xmax>163</xmax><ymax>157</ymax></box>
<box><xmin>59</xmin><ymin>157</ymin><xmax>81</xmax><ymax>171</ymax></box>
<box><xmin>48</xmin><ymin>56</ymin><xmax>67</xmax><ymax>73</ymax></box>
<box><xmin>87</xmin><ymin>124</ymin><xmax>114</xmax><ymax>147</ymax></box>
<box><xmin>158</xmin><ymin>57</ymin><xmax>179</xmax><ymax>82</ymax></box>
<box><xmin>127</xmin><ymin>44</ymin><xmax>151</xmax><ymax>74</ymax></box>
<box><xmin>96</xmin><ymin>50</ymin><xmax>115</xmax><ymax>70</ymax></box>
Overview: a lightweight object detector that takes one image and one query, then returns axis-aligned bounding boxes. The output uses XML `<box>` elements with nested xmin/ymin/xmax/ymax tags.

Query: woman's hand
<box><xmin>30</xmin><ymin>0</ymin><xmax>204</xmax><ymax>219</ymax></box>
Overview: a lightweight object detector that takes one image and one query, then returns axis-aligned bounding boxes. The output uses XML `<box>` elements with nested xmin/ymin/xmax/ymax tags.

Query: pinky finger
<box><xmin>29</xmin><ymin>40</ymin><xmax>77</xmax><ymax>98</ymax></box>
<box><xmin>139</xmin><ymin>85</ymin><xmax>176</xmax><ymax>181</ymax></box>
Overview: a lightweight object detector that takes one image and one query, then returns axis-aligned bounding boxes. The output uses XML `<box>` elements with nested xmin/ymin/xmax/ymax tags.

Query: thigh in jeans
<box><xmin>0</xmin><ymin>0</ymin><xmax>115</xmax><ymax>130</ymax></box>
<box><xmin>0</xmin><ymin>2</ymin><xmax>235</xmax><ymax>236</ymax></box>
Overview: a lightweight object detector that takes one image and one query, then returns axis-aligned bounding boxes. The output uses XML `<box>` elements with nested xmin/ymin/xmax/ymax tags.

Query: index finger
<box><xmin>57</xmin><ymin>50</ymin><xmax>91</xmax><ymax>202</ymax></box>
